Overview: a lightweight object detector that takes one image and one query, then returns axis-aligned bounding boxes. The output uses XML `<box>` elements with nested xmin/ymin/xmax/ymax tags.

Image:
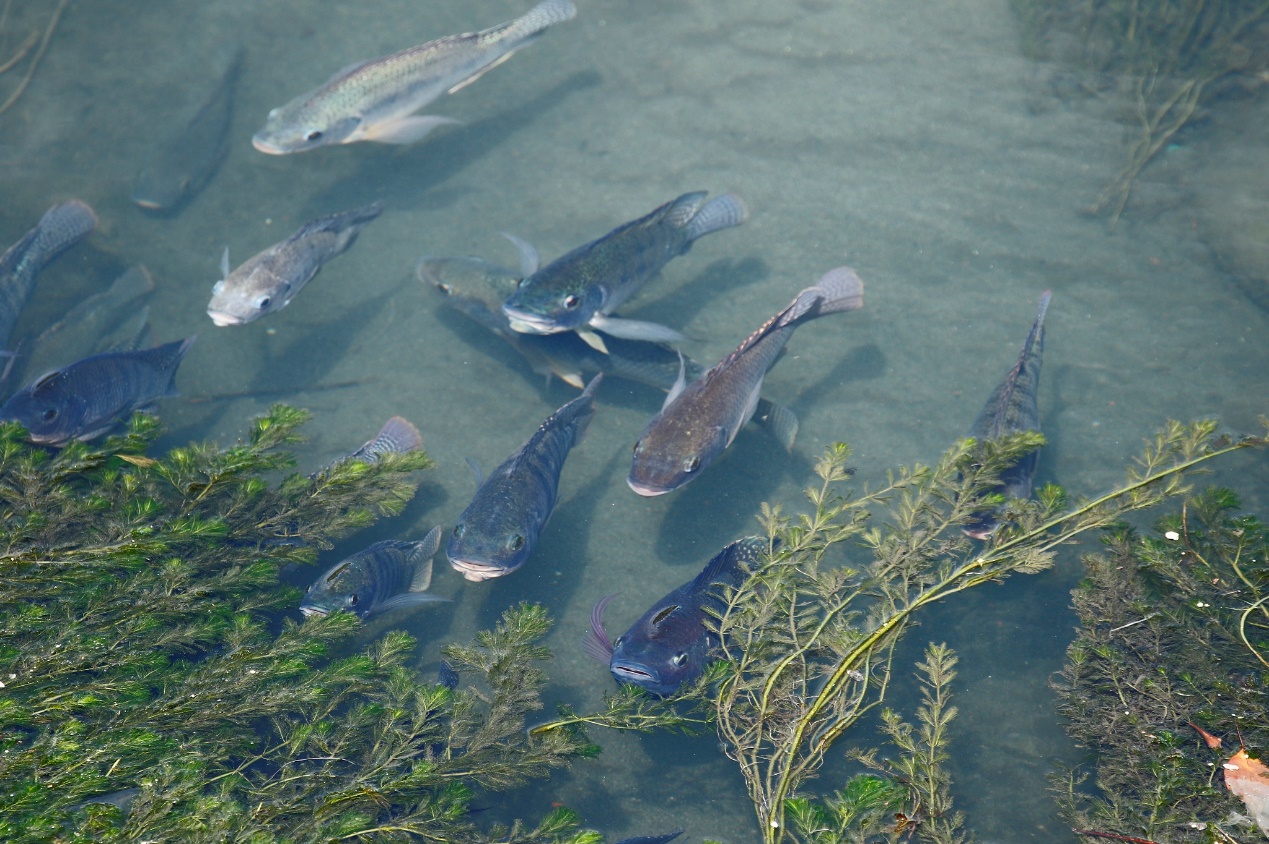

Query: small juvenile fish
<box><xmin>628</xmin><ymin>267</ymin><xmax>865</xmax><ymax>496</ymax></box>
<box><xmin>300</xmin><ymin>527</ymin><xmax>446</xmax><ymax>620</ymax></box>
<box><xmin>207</xmin><ymin>202</ymin><xmax>383</xmax><ymax>326</ymax></box>
<box><xmin>252</xmin><ymin>0</ymin><xmax>576</xmax><ymax>154</ymax></box>
<box><xmin>422</xmin><ymin>254</ymin><xmax>798</xmax><ymax>449</ymax></box>
<box><xmin>0</xmin><ymin>200</ymin><xmax>98</xmax><ymax>351</ymax></box>
<box><xmin>446</xmin><ymin>374</ymin><xmax>600</xmax><ymax>582</ymax></box>
<box><xmin>501</xmin><ymin>191</ymin><xmax>748</xmax><ymax>352</ymax></box>
<box><xmin>962</xmin><ymin>290</ymin><xmax>1051</xmax><ymax>540</ymax></box>
<box><xmin>131</xmin><ymin>42</ymin><xmax>243</xmax><ymax>212</ymax></box>
<box><xmin>584</xmin><ymin>537</ymin><xmax>767</xmax><ymax>697</ymax></box>
<box><xmin>0</xmin><ymin>336</ymin><xmax>195</xmax><ymax>446</ymax></box>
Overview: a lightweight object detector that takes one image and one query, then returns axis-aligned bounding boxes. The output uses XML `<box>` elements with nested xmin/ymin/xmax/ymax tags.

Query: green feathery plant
<box><xmin>535</xmin><ymin>418</ymin><xmax>1268</xmax><ymax>843</ymax></box>
<box><xmin>0</xmin><ymin>408</ymin><xmax>600</xmax><ymax>843</ymax></box>
<box><xmin>1052</xmin><ymin>485</ymin><xmax>1269</xmax><ymax>843</ymax></box>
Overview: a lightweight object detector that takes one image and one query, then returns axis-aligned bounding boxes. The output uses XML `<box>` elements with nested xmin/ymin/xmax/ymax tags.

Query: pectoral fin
<box><xmin>360</xmin><ymin>114</ymin><xmax>462</xmax><ymax>145</ymax></box>
<box><xmin>576</xmin><ymin>328</ymin><xmax>609</xmax><ymax>354</ymax></box>
<box><xmin>753</xmin><ymin>398</ymin><xmax>799</xmax><ymax>452</ymax></box>
<box><xmin>589</xmin><ymin>314</ymin><xmax>687</xmax><ymax>345</ymax></box>
<box><xmin>366</xmin><ymin>592</ymin><xmax>450</xmax><ymax>618</ymax></box>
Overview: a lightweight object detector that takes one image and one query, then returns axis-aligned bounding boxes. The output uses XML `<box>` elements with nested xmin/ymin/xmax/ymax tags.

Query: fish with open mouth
<box><xmin>300</xmin><ymin>527</ymin><xmax>446</xmax><ymax>620</ymax></box>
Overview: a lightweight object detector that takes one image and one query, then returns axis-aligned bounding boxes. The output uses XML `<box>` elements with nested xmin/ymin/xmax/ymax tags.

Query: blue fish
<box><xmin>0</xmin><ymin>336</ymin><xmax>194</xmax><ymax>446</ymax></box>
<box><xmin>0</xmin><ymin>199</ymin><xmax>97</xmax><ymax>352</ymax></box>
<box><xmin>962</xmin><ymin>290</ymin><xmax>1050</xmax><ymax>539</ymax></box>
<box><xmin>300</xmin><ymin>527</ymin><xmax>446</xmax><ymax>620</ymax></box>
<box><xmin>584</xmin><ymin>536</ymin><xmax>767</xmax><ymax>696</ymax></box>
<box><xmin>446</xmin><ymin>374</ymin><xmax>600</xmax><ymax>582</ymax></box>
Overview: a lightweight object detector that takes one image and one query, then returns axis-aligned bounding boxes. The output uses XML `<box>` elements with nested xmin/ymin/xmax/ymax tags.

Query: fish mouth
<box><xmin>251</xmin><ymin>134</ymin><xmax>289</xmax><ymax>155</ymax></box>
<box><xmin>298</xmin><ymin>605</ymin><xmax>328</xmax><ymax>619</ymax></box>
<box><xmin>447</xmin><ymin>557</ymin><xmax>511</xmax><ymax>583</ymax></box>
<box><xmin>207</xmin><ymin>308</ymin><xmax>246</xmax><ymax>327</ymax></box>
<box><xmin>626</xmin><ymin>476</ymin><xmax>673</xmax><ymax>497</ymax></box>
<box><xmin>503</xmin><ymin>310</ymin><xmax>560</xmax><ymax>335</ymax></box>
<box><xmin>611</xmin><ymin>661</ymin><xmax>662</xmax><ymax>690</ymax></box>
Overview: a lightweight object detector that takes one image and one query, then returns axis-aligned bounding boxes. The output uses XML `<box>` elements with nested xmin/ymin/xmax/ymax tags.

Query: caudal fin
<box><xmin>685</xmin><ymin>193</ymin><xmax>748</xmax><ymax>242</ymax></box>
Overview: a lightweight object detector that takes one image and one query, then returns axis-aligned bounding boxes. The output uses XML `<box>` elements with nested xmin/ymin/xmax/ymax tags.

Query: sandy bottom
<box><xmin>2</xmin><ymin>0</ymin><xmax>1266</xmax><ymax>840</ymax></box>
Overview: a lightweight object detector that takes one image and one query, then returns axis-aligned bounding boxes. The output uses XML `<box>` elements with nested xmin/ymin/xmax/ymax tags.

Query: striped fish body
<box><xmin>300</xmin><ymin>530</ymin><xmax>444</xmax><ymax>620</ymax></box>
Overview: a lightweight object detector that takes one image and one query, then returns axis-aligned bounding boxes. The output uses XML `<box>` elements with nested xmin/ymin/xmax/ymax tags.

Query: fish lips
<box><xmin>207</xmin><ymin>307</ymin><xmax>248</xmax><ymax>327</ymax></box>
<box><xmin>447</xmin><ymin>555</ymin><xmax>518</xmax><ymax>583</ymax></box>
<box><xmin>626</xmin><ymin>474</ymin><xmax>675</xmax><ymax>497</ymax></box>
<box><xmin>298</xmin><ymin>604</ymin><xmax>329</xmax><ymax>619</ymax></box>
<box><xmin>502</xmin><ymin>306</ymin><xmax>570</xmax><ymax>336</ymax></box>
<box><xmin>250</xmin><ymin>132</ymin><xmax>292</xmax><ymax>155</ymax></box>
<box><xmin>610</xmin><ymin>660</ymin><xmax>674</xmax><ymax>696</ymax></box>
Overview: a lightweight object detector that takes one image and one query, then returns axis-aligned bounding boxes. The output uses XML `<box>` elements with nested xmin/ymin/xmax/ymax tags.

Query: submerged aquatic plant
<box><xmin>1011</xmin><ymin>0</ymin><xmax>1269</xmax><ymax>223</ymax></box>
<box><xmin>1052</xmin><ymin>485</ymin><xmax>1269</xmax><ymax>842</ymax></box>
<box><xmin>0</xmin><ymin>408</ymin><xmax>599</xmax><ymax>843</ymax></box>
<box><xmin>536</xmin><ymin>419</ymin><xmax>1267</xmax><ymax>842</ymax></box>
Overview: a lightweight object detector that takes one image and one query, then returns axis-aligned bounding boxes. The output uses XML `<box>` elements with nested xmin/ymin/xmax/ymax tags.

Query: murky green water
<box><xmin>3</xmin><ymin>0</ymin><xmax>1266</xmax><ymax>840</ymax></box>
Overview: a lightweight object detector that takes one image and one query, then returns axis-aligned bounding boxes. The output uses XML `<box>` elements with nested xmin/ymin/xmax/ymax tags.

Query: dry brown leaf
<box><xmin>1224</xmin><ymin>748</ymin><xmax>1269</xmax><ymax>835</ymax></box>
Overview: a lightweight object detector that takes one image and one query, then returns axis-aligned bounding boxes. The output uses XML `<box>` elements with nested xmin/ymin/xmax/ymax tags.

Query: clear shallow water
<box><xmin>2</xmin><ymin>0</ymin><xmax>1266</xmax><ymax>840</ymax></box>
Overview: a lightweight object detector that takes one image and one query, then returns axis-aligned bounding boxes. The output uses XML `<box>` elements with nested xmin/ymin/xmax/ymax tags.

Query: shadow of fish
<box><xmin>446</xmin><ymin>373</ymin><xmax>600</xmax><ymax>582</ymax></box>
<box><xmin>585</xmin><ymin>536</ymin><xmax>768</xmax><ymax>696</ymax></box>
<box><xmin>300</xmin><ymin>526</ymin><xmax>447</xmax><ymax>620</ymax></box>
<box><xmin>962</xmin><ymin>290</ymin><xmax>1051</xmax><ymax>540</ymax></box>
<box><xmin>0</xmin><ymin>199</ymin><xmax>97</xmax><ymax>352</ymax></box>
<box><xmin>500</xmin><ymin>191</ymin><xmax>747</xmax><ymax>352</ymax></box>
<box><xmin>0</xmin><ymin>336</ymin><xmax>194</xmax><ymax>446</ymax></box>
<box><xmin>628</xmin><ymin>266</ymin><xmax>864</xmax><ymax>496</ymax></box>
<box><xmin>252</xmin><ymin>0</ymin><xmax>576</xmax><ymax>153</ymax></box>
<box><xmin>131</xmin><ymin>42</ymin><xmax>243</xmax><ymax>213</ymax></box>
<box><xmin>421</xmin><ymin>255</ymin><xmax>798</xmax><ymax>448</ymax></box>
<box><xmin>208</xmin><ymin>202</ymin><xmax>383</xmax><ymax>326</ymax></box>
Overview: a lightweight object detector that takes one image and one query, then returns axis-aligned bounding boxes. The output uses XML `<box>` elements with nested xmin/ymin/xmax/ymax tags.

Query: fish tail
<box><xmin>508</xmin><ymin>0</ymin><xmax>578</xmax><ymax>37</ymax></box>
<box><xmin>373</xmin><ymin>415</ymin><xmax>424</xmax><ymax>454</ymax></box>
<box><xmin>32</xmin><ymin>200</ymin><xmax>97</xmax><ymax>265</ymax></box>
<box><xmin>684</xmin><ymin>192</ymin><xmax>748</xmax><ymax>242</ymax></box>
<box><xmin>782</xmin><ymin>266</ymin><xmax>865</xmax><ymax>327</ymax></box>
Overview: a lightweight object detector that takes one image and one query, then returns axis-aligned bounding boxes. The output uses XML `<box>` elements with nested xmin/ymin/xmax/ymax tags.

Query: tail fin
<box><xmin>782</xmin><ymin>266</ymin><xmax>865</xmax><ymax>327</ymax></box>
<box><xmin>685</xmin><ymin>193</ymin><xmax>748</xmax><ymax>242</ymax></box>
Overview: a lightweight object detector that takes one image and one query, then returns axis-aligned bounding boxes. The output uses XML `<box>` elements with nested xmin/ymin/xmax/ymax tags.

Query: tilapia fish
<box><xmin>501</xmin><ymin>191</ymin><xmax>747</xmax><ymax>352</ymax></box>
<box><xmin>312</xmin><ymin>415</ymin><xmax>424</xmax><ymax>479</ymax></box>
<box><xmin>584</xmin><ymin>536</ymin><xmax>768</xmax><ymax>696</ymax></box>
<box><xmin>0</xmin><ymin>336</ymin><xmax>195</xmax><ymax>446</ymax></box>
<box><xmin>446</xmin><ymin>374</ymin><xmax>600</xmax><ymax>582</ymax></box>
<box><xmin>421</xmin><ymin>254</ymin><xmax>798</xmax><ymax>449</ymax></box>
<box><xmin>208</xmin><ymin>202</ymin><xmax>383</xmax><ymax>326</ymax></box>
<box><xmin>300</xmin><ymin>527</ymin><xmax>446</xmax><ymax>620</ymax></box>
<box><xmin>962</xmin><ymin>290</ymin><xmax>1051</xmax><ymax>540</ymax></box>
<box><xmin>628</xmin><ymin>266</ymin><xmax>865</xmax><ymax>496</ymax></box>
<box><xmin>0</xmin><ymin>200</ymin><xmax>98</xmax><ymax>351</ymax></box>
<box><xmin>252</xmin><ymin>0</ymin><xmax>576</xmax><ymax>154</ymax></box>
<box><xmin>131</xmin><ymin>42</ymin><xmax>243</xmax><ymax>213</ymax></box>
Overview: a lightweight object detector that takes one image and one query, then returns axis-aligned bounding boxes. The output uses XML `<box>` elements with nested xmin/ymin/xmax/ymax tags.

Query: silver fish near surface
<box><xmin>446</xmin><ymin>374</ymin><xmax>601</xmax><ymax>582</ymax></box>
<box><xmin>584</xmin><ymin>536</ymin><xmax>768</xmax><ymax>697</ymax></box>
<box><xmin>252</xmin><ymin>0</ymin><xmax>576</xmax><ymax>154</ymax></box>
<box><xmin>628</xmin><ymin>266</ymin><xmax>865</xmax><ymax>496</ymax></box>
<box><xmin>300</xmin><ymin>527</ymin><xmax>446</xmax><ymax>620</ymax></box>
<box><xmin>0</xmin><ymin>200</ymin><xmax>98</xmax><ymax>352</ymax></box>
<box><xmin>422</xmin><ymin>254</ymin><xmax>799</xmax><ymax>449</ymax></box>
<box><xmin>131</xmin><ymin>42</ymin><xmax>243</xmax><ymax>212</ymax></box>
<box><xmin>0</xmin><ymin>336</ymin><xmax>195</xmax><ymax>446</ymax></box>
<box><xmin>207</xmin><ymin>202</ymin><xmax>383</xmax><ymax>326</ymax></box>
<box><xmin>962</xmin><ymin>290</ymin><xmax>1051</xmax><ymax>540</ymax></box>
<box><xmin>501</xmin><ymin>191</ymin><xmax>748</xmax><ymax>352</ymax></box>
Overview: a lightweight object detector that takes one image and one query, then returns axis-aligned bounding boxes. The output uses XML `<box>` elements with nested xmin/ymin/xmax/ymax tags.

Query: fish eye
<box><xmin>40</xmin><ymin>408</ymin><xmax>58</xmax><ymax>422</ymax></box>
<box><xmin>304</xmin><ymin>129</ymin><xmax>323</xmax><ymax>142</ymax></box>
<box><xmin>255</xmin><ymin>295</ymin><xmax>272</xmax><ymax>310</ymax></box>
<box><xmin>347</xmin><ymin>594</ymin><xmax>359</xmax><ymax>606</ymax></box>
<box><xmin>671</xmin><ymin>652</ymin><xmax>689</xmax><ymax>667</ymax></box>
<box><xmin>453</xmin><ymin>523</ymin><xmax>465</xmax><ymax>539</ymax></box>
<box><xmin>681</xmin><ymin>455</ymin><xmax>701</xmax><ymax>473</ymax></box>
<box><xmin>562</xmin><ymin>294</ymin><xmax>581</xmax><ymax>310</ymax></box>
<box><xmin>508</xmin><ymin>535</ymin><xmax>524</xmax><ymax>551</ymax></box>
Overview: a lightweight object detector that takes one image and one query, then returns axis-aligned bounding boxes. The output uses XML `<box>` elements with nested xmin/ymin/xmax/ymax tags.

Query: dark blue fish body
<box><xmin>0</xmin><ymin>336</ymin><xmax>195</xmax><ymax>445</ymax></box>
<box><xmin>962</xmin><ymin>290</ymin><xmax>1051</xmax><ymax>539</ymax></box>
<box><xmin>501</xmin><ymin>192</ymin><xmax>746</xmax><ymax>347</ymax></box>
<box><xmin>628</xmin><ymin>267</ymin><xmax>864</xmax><ymax>496</ymax></box>
<box><xmin>446</xmin><ymin>374</ymin><xmax>600</xmax><ymax>582</ymax></box>
<box><xmin>0</xmin><ymin>200</ymin><xmax>98</xmax><ymax>350</ymax></box>
<box><xmin>585</xmin><ymin>537</ymin><xmax>767</xmax><ymax>696</ymax></box>
<box><xmin>300</xmin><ymin>528</ymin><xmax>445</xmax><ymax>620</ymax></box>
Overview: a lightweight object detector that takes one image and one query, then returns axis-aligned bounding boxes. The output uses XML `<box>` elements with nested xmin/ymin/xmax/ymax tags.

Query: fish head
<box><xmin>420</xmin><ymin>256</ymin><xmax>521</xmax><ymax>334</ymax></box>
<box><xmin>501</xmin><ymin>277</ymin><xmax>604</xmax><ymax>335</ymax></box>
<box><xmin>627</xmin><ymin>418</ymin><xmax>728</xmax><ymax>496</ymax></box>
<box><xmin>0</xmin><ymin>370</ymin><xmax>90</xmax><ymax>446</ymax></box>
<box><xmin>207</xmin><ymin>270</ymin><xmax>292</xmax><ymax>326</ymax></box>
<box><xmin>445</xmin><ymin>517</ymin><xmax>533</xmax><ymax>583</ymax></box>
<box><xmin>252</xmin><ymin>99</ymin><xmax>362</xmax><ymax>154</ymax></box>
<box><xmin>300</xmin><ymin>556</ymin><xmax>375</xmax><ymax>620</ymax></box>
<box><xmin>609</xmin><ymin>599</ymin><xmax>712</xmax><ymax>697</ymax></box>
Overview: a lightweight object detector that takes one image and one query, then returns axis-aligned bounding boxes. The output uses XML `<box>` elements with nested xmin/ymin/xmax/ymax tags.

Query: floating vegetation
<box><xmin>536</xmin><ymin>419</ymin><xmax>1267</xmax><ymax>842</ymax></box>
<box><xmin>1011</xmin><ymin>0</ymin><xmax>1269</xmax><ymax>223</ymax></box>
<box><xmin>1052</xmin><ymin>485</ymin><xmax>1269</xmax><ymax>842</ymax></box>
<box><xmin>0</xmin><ymin>407</ymin><xmax>599</xmax><ymax>843</ymax></box>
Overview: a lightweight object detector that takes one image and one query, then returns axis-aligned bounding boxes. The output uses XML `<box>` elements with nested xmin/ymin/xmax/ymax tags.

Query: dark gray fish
<box><xmin>613</xmin><ymin>831</ymin><xmax>685</xmax><ymax>844</ymax></box>
<box><xmin>131</xmin><ymin>42</ymin><xmax>243</xmax><ymax>212</ymax></box>
<box><xmin>300</xmin><ymin>527</ymin><xmax>446</xmax><ymax>620</ymax></box>
<box><xmin>438</xmin><ymin>659</ymin><xmax>460</xmax><ymax>691</ymax></box>
<box><xmin>446</xmin><ymin>374</ymin><xmax>600</xmax><ymax>582</ymax></box>
<box><xmin>208</xmin><ymin>202</ymin><xmax>383</xmax><ymax>326</ymax></box>
<box><xmin>0</xmin><ymin>200</ymin><xmax>98</xmax><ymax>351</ymax></box>
<box><xmin>18</xmin><ymin>265</ymin><xmax>154</xmax><ymax>386</ymax></box>
<box><xmin>311</xmin><ymin>415</ymin><xmax>423</xmax><ymax>479</ymax></box>
<box><xmin>500</xmin><ymin>191</ymin><xmax>747</xmax><ymax>351</ymax></box>
<box><xmin>962</xmin><ymin>290</ymin><xmax>1051</xmax><ymax>540</ymax></box>
<box><xmin>585</xmin><ymin>537</ymin><xmax>767</xmax><ymax>697</ymax></box>
<box><xmin>421</xmin><ymin>255</ymin><xmax>799</xmax><ymax>449</ymax></box>
<box><xmin>0</xmin><ymin>336</ymin><xmax>194</xmax><ymax>446</ymax></box>
<box><xmin>628</xmin><ymin>267</ymin><xmax>864</xmax><ymax>496</ymax></box>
